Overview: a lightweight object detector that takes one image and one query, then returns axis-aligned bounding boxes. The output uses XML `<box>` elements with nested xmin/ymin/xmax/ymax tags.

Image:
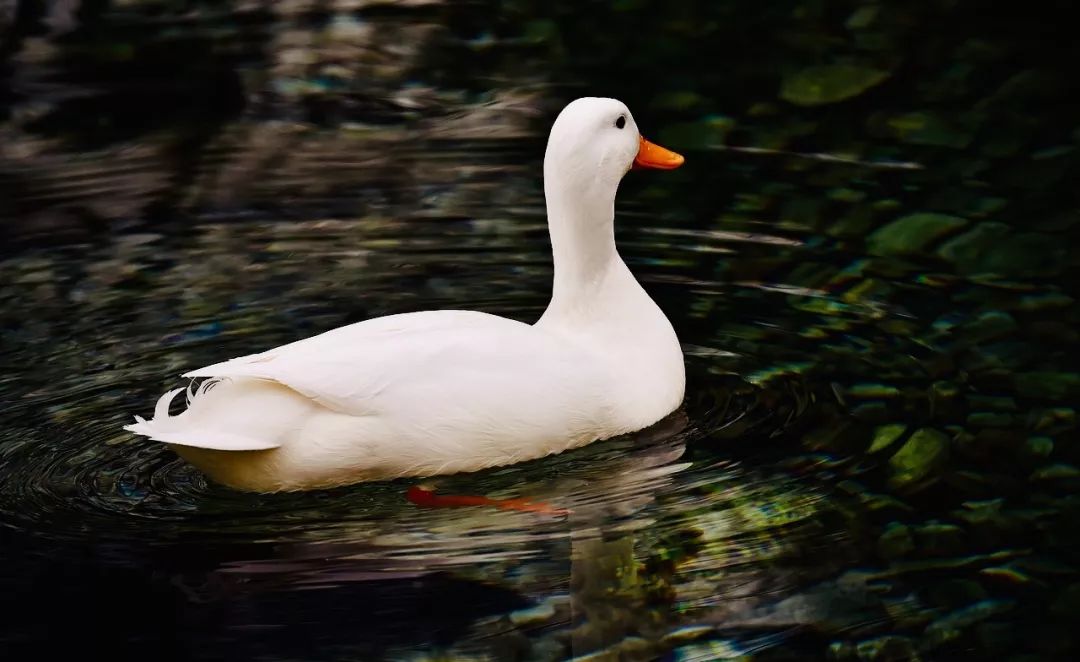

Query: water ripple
<box><xmin>0</xmin><ymin>209</ymin><xmax>864</xmax><ymax>659</ymax></box>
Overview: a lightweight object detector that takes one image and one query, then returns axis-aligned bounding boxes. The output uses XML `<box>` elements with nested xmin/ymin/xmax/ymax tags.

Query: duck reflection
<box><xmin>147</xmin><ymin>409</ymin><xmax>848</xmax><ymax>660</ymax></box>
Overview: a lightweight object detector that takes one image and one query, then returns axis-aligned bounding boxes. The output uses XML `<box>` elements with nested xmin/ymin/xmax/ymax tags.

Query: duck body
<box><xmin>126</xmin><ymin>97</ymin><xmax>686</xmax><ymax>492</ymax></box>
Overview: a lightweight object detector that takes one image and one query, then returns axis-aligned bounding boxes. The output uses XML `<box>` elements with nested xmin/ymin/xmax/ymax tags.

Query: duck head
<box><xmin>544</xmin><ymin>97</ymin><xmax>684</xmax><ymax>201</ymax></box>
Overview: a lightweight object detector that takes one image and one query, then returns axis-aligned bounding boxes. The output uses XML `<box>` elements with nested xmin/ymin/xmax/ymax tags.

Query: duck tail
<box><xmin>124</xmin><ymin>385</ymin><xmax>183</xmax><ymax>435</ymax></box>
<box><xmin>127</xmin><ymin>377</ymin><xmax>232</xmax><ymax>434</ymax></box>
<box><xmin>124</xmin><ymin>377</ymin><xmax>289</xmax><ymax>451</ymax></box>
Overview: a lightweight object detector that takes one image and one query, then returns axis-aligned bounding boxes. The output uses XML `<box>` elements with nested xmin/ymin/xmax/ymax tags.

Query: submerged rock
<box><xmin>967</xmin><ymin>412</ymin><xmax>1015</xmax><ymax>428</ymax></box>
<box><xmin>1031</xmin><ymin>407</ymin><xmax>1075</xmax><ymax>433</ymax></box>
<box><xmin>829</xmin><ymin>640</ymin><xmax>857</xmax><ymax>660</ymax></box>
<box><xmin>661</xmin><ymin>625</ymin><xmax>715</xmax><ymax>646</ymax></box>
<box><xmin>868</xmin><ymin>213</ymin><xmax>968</xmax><ymax>257</ymax></box>
<box><xmin>923</xmin><ymin>600</ymin><xmax>1015</xmax><ymax>648</ymax></box>
<box><xmin>979</xmin><ymin>566</ymin><xmax>1040</xmax><ymax>588</ymax></box>
<box><xmin>1017</xmin><ymin>292</ymin><xmax>1075</xmax><ymax>312</ymax></box>
<box><xmin>869</xmin><ymin>424</ymin><xmax>907</xmax><ymax>454</ymax></box>
<box><xmin>780</xmin><ymin>64</ymin><xmax>891</xmax><ymax>106</ymax></box>
<box><xmin>878</xmin><ymin>522</ymin><xmax>915</xmax><ymax>560</ymax></box>
<box><xmin>852</xmin><ymin>402</ymin><xmax>890</xmax><ymax>424</ymax></box>
<box><xmin>884</xmin><ymin>111</ymin><xmax>975</xmax><ymax>148</ymax></box>
<box><xmin>888</xmin><ymin>429</ymin><xmax>951</xmax><ymax>491</ymax></box>
<box><xmin>1029</xmin><ymin>463</ymin><xmax>1080</xmax><ymax>481</ymax></box>
<box><xmin>937</xmin><ymin>220</ymin><xmax>1005</xmax><ymax>269</ymax></box>
<box><xmin>845</xmin><ymin>6</ymin><xmax>880</xmax><ymax>30</ymax></box>
<box><xmin>1015</xmin><ymin>372</ymin><xmax>1080</xmax><ymax>400</ymax></box>
<box><xmin>937</xmin><ymin>223</ymin><xmax>1066</xmax><ymax>276</ymax></box>
<box><xmin>855</xmin><ymin>635</ymin><xmax>918</xmax><ymax>661</ymax></box>
<box><xmin>961</xmin><ymin>311</ymin><xmax>1018</xmax><ymax>344</ymax></box>
<box><xmin>930</xmin><ymin>382</ymin><xmax>963</xmax><ymax>419</ymax></box>
<box><xmin>848</xmin><ymin>383</ymin><xmax>902</xmax><ymax>399</ymax></box>
<box><xmin>508</xmin><ymin>600</ymin><xmax>556</xmax><ymax>626</ymax></box>
<box><xmin>671</xmin><ymin>639</ymin><xmax>752</xmax><ymax>661</ymax></box>
<box><xmin>1023</xmin><ymin>436</ymin><xmax>1054</xmax><ymax>458</ymax></box>
<box><xmin>914</xmin><ymin>523</ymin><xmax>966</xmax><ymax>556</ymax></box>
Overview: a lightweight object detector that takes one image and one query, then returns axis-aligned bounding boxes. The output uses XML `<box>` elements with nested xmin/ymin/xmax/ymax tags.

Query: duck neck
<box><xmin>540</xmin><ymin>173</ymin><xmax>636</xmax><ymax>323</ymax></box>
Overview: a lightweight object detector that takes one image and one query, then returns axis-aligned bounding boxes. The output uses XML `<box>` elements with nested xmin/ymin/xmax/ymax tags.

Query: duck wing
<box><xmin>182</xmin><ymin>310</ymin><xmax>610</xmax><ymax>422</ymax></box>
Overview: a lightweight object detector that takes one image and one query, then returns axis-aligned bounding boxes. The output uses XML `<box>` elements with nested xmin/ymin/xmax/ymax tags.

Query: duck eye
<box><xmin>615</xmin><ymin>115</ymin><xmax>626</xmax><ymax>129</ymax></box>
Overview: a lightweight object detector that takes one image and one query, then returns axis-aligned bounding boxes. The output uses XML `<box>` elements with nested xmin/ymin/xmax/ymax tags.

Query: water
<box><xmin>2</xmin><ymin>2</ymin><xmax>1079</xmax><ymax>660</ymax></box>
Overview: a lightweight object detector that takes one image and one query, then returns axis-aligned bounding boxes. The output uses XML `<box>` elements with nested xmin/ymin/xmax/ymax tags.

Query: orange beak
<box><xmin>633</xmin><ymin>136</ymin><xmax>685</xmax><ymax>170</ymax></box>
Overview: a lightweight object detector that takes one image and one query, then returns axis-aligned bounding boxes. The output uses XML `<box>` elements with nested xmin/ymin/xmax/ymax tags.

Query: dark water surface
<box><xmin>2</xmin><ymin>2</ymin><xmax>1079</xmax><ymax>660</ymax></box>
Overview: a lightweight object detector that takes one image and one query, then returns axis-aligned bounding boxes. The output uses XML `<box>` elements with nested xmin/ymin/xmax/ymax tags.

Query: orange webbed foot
<box><xmin>406</xmin><ymin>485</ymin><xmax>570</xmax><ymax>516</ymax></box>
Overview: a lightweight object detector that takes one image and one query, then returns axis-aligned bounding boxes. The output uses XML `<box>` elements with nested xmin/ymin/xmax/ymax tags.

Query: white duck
<box><xmin>125</xmin><ymin>97</ymin><xmax>686</xmax><ymax>492</ymax></box>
